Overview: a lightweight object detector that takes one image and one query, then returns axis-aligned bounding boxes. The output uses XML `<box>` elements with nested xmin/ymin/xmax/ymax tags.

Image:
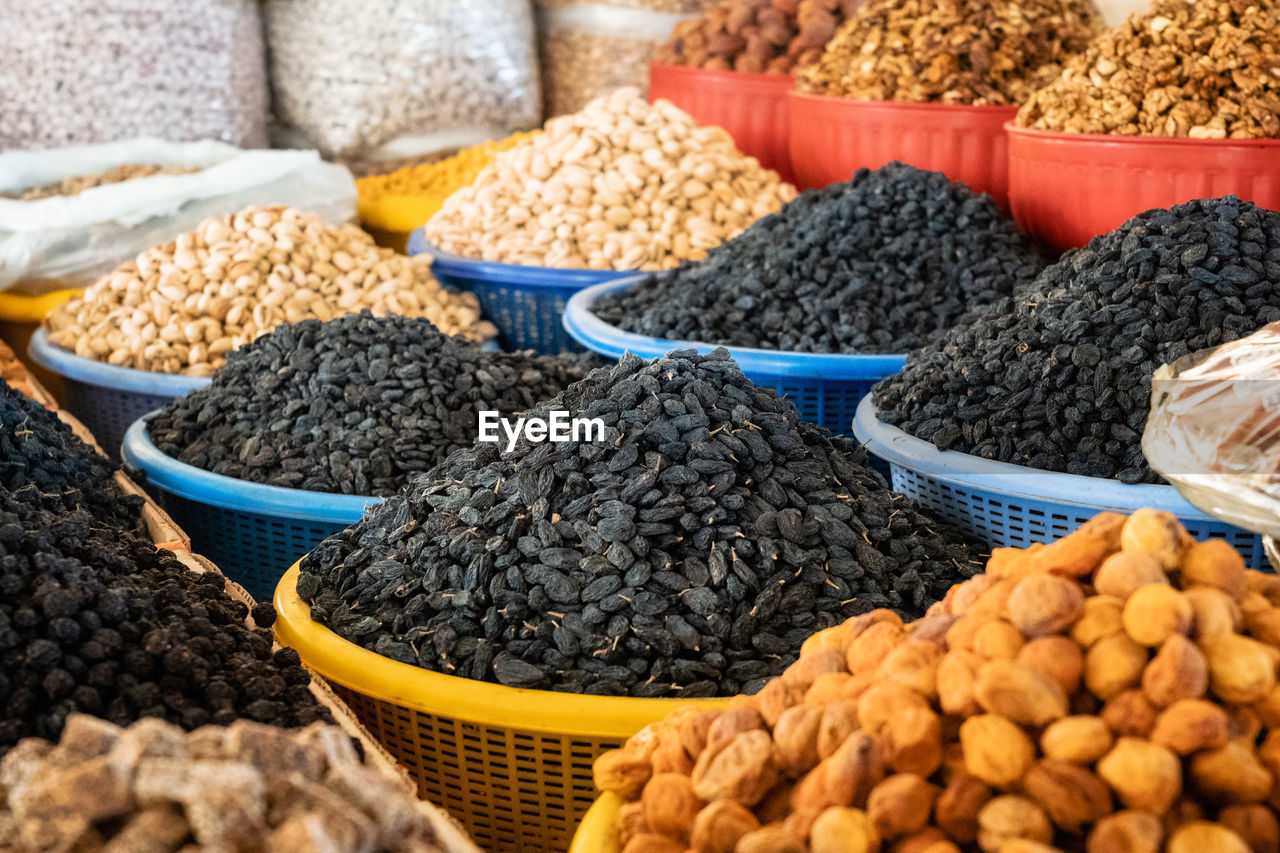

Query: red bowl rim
<box><xmin>788</xmin><ymin>91</ymin><xmax>1021</xmax><ymax>114</ymax></box>
<box><xmin>1005</xmin><ymin>123</ymin><xmax>1280</xmax><ymax>148</ymax></box>
<box><xmin>648</xmin><ymin>60</ymin><xmax>793</xmax><ymax>87</ymax></box>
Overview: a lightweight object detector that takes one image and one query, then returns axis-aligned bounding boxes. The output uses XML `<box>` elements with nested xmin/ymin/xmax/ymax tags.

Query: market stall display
<box><xmin>1009</xmin><ymin>0</ymin><xmax>1280</xmax><ymax>249</ymax></box>
<box><xmin>417</xmin><ymin>88</ymin><xmax>795</xmax><ymax>351</ymax></box>
<box><xmin>587</xmin><ymin>510</ymin><xmax>1280</xmax><ymax>853</ymax></box>
<box><xmin>37</xmin><ymin>204</ymin><xmax>493</xmax><ymax>453</ymax></box>
<box><xmin>264</xmin><ymin>0</ymin><xmax>541</xmax><ymax>160</ymax></box>
<box><xmin>0</xmin><ymin>0</ymin><xmax>269</xmax><ymax>149</ymax></box>
<box><xmin>790</xmin><ymin>0</ymin><xmax>1101</xmax><ymax>196</ymax></box>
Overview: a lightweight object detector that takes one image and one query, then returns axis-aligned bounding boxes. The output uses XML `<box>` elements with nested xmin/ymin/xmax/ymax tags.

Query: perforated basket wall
<box><xmin>329</xmin><ymin>684</ymin><xmax>613</xmax><ymax>852</ymax></box>
<box><xmin>156</xmin><ymin>492</ymin><xmax>349</xmax><ymax>601</ymax></box>
<box><xmin>885</xmin><ymin>463</ymin><xmax>1268</xmax><ymax>569</ymax></box>
<box><xmin>467</xmin><ymin>278</ymin><xmax>586</xmax><ymax>354</ymax></box>
<box><xmin>62</xmin><ymin>379</ymin><xmax>173</xmax><ymax>461</ymax></box>
<box><xmin>750</xmin><ymin>372</ymin><xmax>878</xmax><ymax>437</ymax></box>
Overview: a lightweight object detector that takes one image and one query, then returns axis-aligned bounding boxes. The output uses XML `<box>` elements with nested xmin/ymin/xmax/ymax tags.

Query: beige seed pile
<box><xmin>45</xmin><ymin>205</ymin><xmax>496</xmax><ymax>377</ymax></box>
<box><xmin>3</xmin><ymin>164</ymin><xmax>202</xmax><ymax>201</ymax></box>
<box><xmin>422</xmin><ymin>88</ymin><xmax>796</xmax><ymax>271</ymax></box>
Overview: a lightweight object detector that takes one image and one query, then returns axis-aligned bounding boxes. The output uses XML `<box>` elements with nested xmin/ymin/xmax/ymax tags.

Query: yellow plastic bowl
<box><xmin>275</xmin><ymin>564</ymin><xmax>728</xmax><ymax>853</ymax></box>
<box><xmin>569</xmin><ymin>793</ymin><xmax>622</xmax><ymax>853</ymax></box>
<box><xmin>0</xmin><ymin>288</ymin><xmax>79</xmax><ymax>401</ymax></box>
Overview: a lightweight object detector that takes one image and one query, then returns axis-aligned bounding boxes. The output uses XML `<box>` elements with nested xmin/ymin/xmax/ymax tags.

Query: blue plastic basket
<box><xmin>563</xmin><ymin>277</ymin><xmax>907</xmax><ymax>437</ymax></box>
<box><xmin>852</xmin><ymin>396</ymin><xmax>1267</xmax><ymax>568</ymax></box>
<box><xmin>408</xmin><ymin>230</ymin><xmax>634</xmax><ymax>354</ymax></box>
<box><xmin>121</xmin><ymin>417</ymin><xmax>382</xmax><ymax>600</ymax></box>
<box><xmin>28</xmin><ymin>328</ymin><xmax>208</xmax><ymax>458</ymax></box>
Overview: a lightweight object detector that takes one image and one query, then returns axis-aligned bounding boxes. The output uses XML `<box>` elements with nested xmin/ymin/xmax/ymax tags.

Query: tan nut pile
<box><xmin>0</xmin><ymin>714</ymin><xmax>475</xmax><ymax>852</ymax></box>
<box><xmin>798</xmin><ymin>0</ymin><xmax>1101</xmax><ymax>105</ymax></box>
<box><xmin>654</xmin><ymin>0</ymin><xmax>863</xmax><ymax>74</ymax></box>
<box><xmin>2</xmin><ymin>164</ymin><xmax>202</xmax><ymax>201</ymax></box>
<box><xmin>45</xmin><ymin>205</ymin><xmax>496</xmax><ymax>377</ymax></box>
<box><xmin>1017</xmin><ymin>0</ymin><xmax>1280</xmax><ymax>137</ymax></box>
<box><xmin>422</xmin><ymin>88</ymin><xmax>796</xmax><ymax>271</ymax></box>
<box><xmin>596</xmin><ymin>509</ymin><xmax>1280</xmax><ymax>853</ymax></box>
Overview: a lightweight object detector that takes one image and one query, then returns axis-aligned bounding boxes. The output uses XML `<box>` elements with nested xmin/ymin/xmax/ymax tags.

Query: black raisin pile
<box><xmin>592</xmin><ymin>162</ymin><xmax>1049</xmax><ymax>354</ymax></box>
<box><xmin>299</xmin><ymin>349</ymin><xmax>981</xmax><ymax>698</ymax></box>
<box><xmin>0</xmin><ymin>379</ymin><xmax>142</xmax><ymax>532</ymax></box>
<box><xmin>0</xmin><ymin>485</ymin><xmax>329</xmax><ymax>753</ymax></box>
<box><xmin>873</xmin><ymin>196</ymin><xmax>1280</xmax><ymax>484</ymax></box>
<box><xmin>147</xmin><ymin>311</ymin><xmax>597</xmax><ymax>496</ymax></box>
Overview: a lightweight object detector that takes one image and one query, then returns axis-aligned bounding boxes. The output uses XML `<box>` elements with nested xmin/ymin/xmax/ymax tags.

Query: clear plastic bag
<box><xmin>0</xmin><ymin>0</ymin><xmax>268</xmax><ymax>150</ymax></box>
<box><xmin>1143</xmin><ymin>321</ymin><xmax>1280</xmax><ymax>539</ymax></box>
<box><xmin>537</xmin><ymin>1</ymin><xmax>712</xmax><ymax>116</ymax></box>
<box><xmin>264</xmin><ymin>0</ymin><xmax>543</xmax><ymax>160</ymax></box>
<box><xmin>0</xmin><ymin>138</ymin><xmax>356</xmax><ymax>295</ymax></box>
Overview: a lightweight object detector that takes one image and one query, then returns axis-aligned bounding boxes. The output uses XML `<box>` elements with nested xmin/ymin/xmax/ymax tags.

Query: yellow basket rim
<box><xmin>356</xmin><ymin>190</ymin><xmax>440</xmax><ymax>234</ymax></box>
<box><xmin>275</xmin><ymin>563</ymin><xmax>728</xmax><ymax>737</ymax></box>
<box><xmin>0</xmin><ymin>289</ymin><xmax>79</xmax><ymax>323</ymax></box>
<box><xmin>569</xmin><ymin>793</ymin><xmax>622</xmax><ymax>853</ymax></box>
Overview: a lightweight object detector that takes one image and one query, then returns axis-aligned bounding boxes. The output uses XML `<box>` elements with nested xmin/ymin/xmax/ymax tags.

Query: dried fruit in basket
<box><xmin>1018</xmin><ymin>0</ymin><xmax>1280</xmax><ymax>137</ymax></box>
<box><xmin>798</xmin><ymin>0</ymin><xmax>1101</xmax><ymax>104</ymax></box>
<box><xmin>0</xmin><ymin>713</ymin><xmax>479</xmax><ymax>852</ymax></box>
<box><xmin>44</xmin><ymin>205</ymin><xmax>496</xmax><ymax>377</ymax></box>
<box><xmin>592</xmin><ymin>161</ymin><xmax>1049</xmax><ymax>354</ymax></box>
<box><xmin>299</xmin><ymin>348</ymin><xmax>982</xmax><ymax>697</ymax></box>
<box><xmin>421</xmin><ymin>88</ymin><xmax>796</xmax><ymax>271</ymax></box>
<box><xmin>595</xmin><ymin>509</ymin><xmax>1280</xmax><ymax>852</ymax></box>
<box><xmin>147</xmin><ymin>311</ymin><xmax>597</xmax><ymax>496</ymax></box>
<box><xmin>872</xmin><ymin>195</ymin><xmax>1280</xmax><ymax>484</ymax></box>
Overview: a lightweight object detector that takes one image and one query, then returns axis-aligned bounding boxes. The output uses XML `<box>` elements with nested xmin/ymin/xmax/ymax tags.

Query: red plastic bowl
<box><xmin>1008</xmin><ymin>125</ymin><xmax>1280</xmax><ymax>252</ymax></box>
<box><xmin>788</xmin><ymin>92</ymin><xmax>1019</xmax><ymax>204</ymax></box>
<box><xmin>648</xmin><ymin>62</ymin><xmax>794</xmax><ymax>183</ymax></box>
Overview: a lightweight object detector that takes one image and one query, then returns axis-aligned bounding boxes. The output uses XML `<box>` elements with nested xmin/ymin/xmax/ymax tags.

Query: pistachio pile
<box><xmin>597</xmin><ymin>510</ymin><xmax>1280</xmax><ymax>853</ymax></box>
<box><xmin>45</xmin><ymin>205</ymin><xmax>495</xmax><ymax>376</ymax></box>
<box><xmin>421</xmin><ymin>88</ymin><xmax>796</xmax><ymax>271</ymax></box>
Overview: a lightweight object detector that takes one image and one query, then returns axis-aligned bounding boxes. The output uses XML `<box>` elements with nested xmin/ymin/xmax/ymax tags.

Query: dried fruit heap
<box><xmin>0</xmin><ymin>714</ymin><xmax>474</xmax><ymax>853</ymax></box>
<box><xmin>798</xmin><ymin>0</ymin><xmax>1101</xmax><ymax>104</ymax></box>
<box><xmin>0</xmin><ymin>379</ymin><xmax>141</xmax><ymax>533</ymax></box>
<box><xmin>593</xmin><ymin>163</ymin><xmax>1048</xmax><ymax>354</ymax></box>
<box><xmin>597</xmin><ymin>510</ymin><xmax>1280</xmax><ymax>853</ymax></box>
<box><xmin>1018</xmin><ymin>0</ymin><xmax>1280</xmax><ymax>137</ymax></box>
<box><xmin>148</xmin><ymin>312</ymin><xmax>595</xmax><ymax>496</ymax></box>
<box><xmin>299</xmin><ymin>350</ymin><xmax>980</xmax><ymax>697</ymax></box>
<box><xmin>873</xmin><ymin>195</ymin><xmax>1280</xmax><ymax>483</ymax></box>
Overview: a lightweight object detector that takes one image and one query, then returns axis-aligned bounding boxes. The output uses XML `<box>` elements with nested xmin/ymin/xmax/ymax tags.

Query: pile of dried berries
<box><xmin>0</xmin><ymin>490</ymin><xmax>327</xmax><ymax>753</ymax></box>
<box><xmin>654</xmin><ymin>0</ymin><xmax>862</xmax><ymax>74</ymax></box>
<box><xmin>873</xmin><ymin>195</ymin><xmax>1280</xmax><ymax>483</ymax></box>
<box><xmin>1018</xmin><ymin>0</ymin><xmax>1280</xmax><ymax>137</ymax></box>
<box><xmin>0</xmin><ymin>380</ymin><xmax>141</xmax><ymax>533</ymax></box>
<box><xmin>597</xmin><ymin>510</ymin><xmax>1280</xmax><ymax>853</ymax></box>
<box><xmin>0</xmin><ymin>714</ymin><xmax>476</xmax><ymax>853</ymax></box>
<box><xmin>798</xmin><ymin>0</ymin><xmax>1101</xmax><ymax>104</ymax></box>
<box><xmin>147</xmin><ymin>312</ymin><xmax>596</xmax><ymax>496</ymax></box>
<box><xmin>593</xmin><ymin>163</ymin><xmax>1048</xmax><ymax>354</ymax></box>
<box><xmin>299</xmin><ymin>349</ymin><xmax>980</xmax><ymax>698</ymax></box>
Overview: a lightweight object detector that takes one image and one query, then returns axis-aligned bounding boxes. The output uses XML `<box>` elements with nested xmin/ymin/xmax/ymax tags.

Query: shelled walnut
<box><xmin>596</xmin><ymin>510</ymin><xmax>1280</xmax><ymax>852</ymax></box>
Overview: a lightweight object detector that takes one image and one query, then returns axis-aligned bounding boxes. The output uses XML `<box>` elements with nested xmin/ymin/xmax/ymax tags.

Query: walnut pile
<box><xmin>596</xmin><ymin>509</ymin><xmax>1280</xmax><ymax>853</ymax></box>
<box><xmin>654</xmin><ymin>0</ymin><xmax>863</xmax><ymax>75</ymax></box>
<box><xmin>1017</xmin><ymin>0</ymin><xmax>1280</xmax><ymax>137</ymax></box>
<box><xmin>797</xmin><ymin>0</ymin><xmax>1102</xmax><ymax>104</ymax></box>
<box><xmin>0</xmin><ymin>714</ymin><xmax>475</xmax><ymax>853</ymax></box>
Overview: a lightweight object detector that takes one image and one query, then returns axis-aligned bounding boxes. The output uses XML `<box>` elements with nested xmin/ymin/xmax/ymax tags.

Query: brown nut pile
<box><xmin>0</xmin><ymin>714</ymin><xmax>476</xmax><ymax>853</ymax></box>
<box><xmin>45</xmin><ymin>205</ymin><xmax>495</xmax><ymax>377</ymax></box>
<box><xmin>1017</xmin><ymin>0</ymin><xmax>1280</xmax><ymax>137</ymax></box>
<box><xmin>653</xmin><ymin>0</ymin><xmax>863</xmax><ymax>74</ymax></box>
<box><xmin>797</xmin><ymin>0</ymin><xmax>1101</xmax><ymax>104</ymax></box>
<box><xmin>422</xmin><ymin>88</ymin><xmax>796</xmax><ymax>271</ymax></box>
<box><xmin>2</xmin><ymin>164</ymin><xmax>203</xmax><ymax>201</ymax></box>
<box><xmin>596</xmin><ymin>509</ymin><xmax>1280</xmax><ymax>853</ymax></box>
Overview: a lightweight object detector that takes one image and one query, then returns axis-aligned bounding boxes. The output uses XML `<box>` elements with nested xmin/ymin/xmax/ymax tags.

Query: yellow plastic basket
<box><xmin>274</xmin><ymin>564</ymin><xmax>728</xmax><ymax>853</ymax></box>
<box><xmin>0</xmin><ymin>288</ymin><xmax>79</xmax><ymax>401</ymax></box>
<box><xmin>568</xmin><ymin>793</ymin><xmax>622</xmax><ymax>853</ymax></box>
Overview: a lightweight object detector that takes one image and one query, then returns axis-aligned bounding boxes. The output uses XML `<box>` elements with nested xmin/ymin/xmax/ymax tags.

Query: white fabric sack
<box><xmin>0</xmin><ymin>138</ymin><xmax>356</xmax><ymax>293</ymax></box>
